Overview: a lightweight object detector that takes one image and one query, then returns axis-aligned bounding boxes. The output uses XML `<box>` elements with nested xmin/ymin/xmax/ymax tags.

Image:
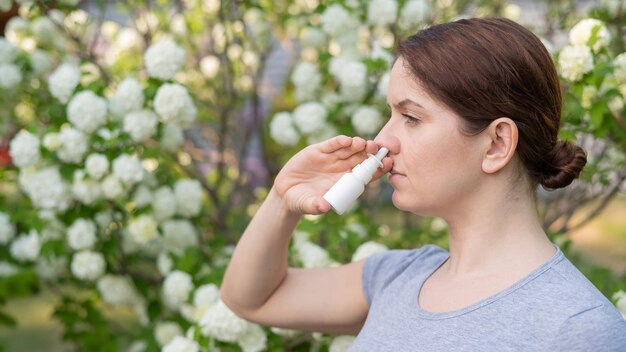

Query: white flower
<box><xmin>72</xmin><ymin>172</ymin><xmax>102</xmax><ymax>205</ymax></box>
<box><xmin>112</xmin><ymin>154</ymin><xmax>144</xmax><ymax>186</ymax></box>
<box><xmin>42</xmin><ymin>132</ymin><xmax>61</xmax><ymax>151</ymax></box>
<box><xmin>329</xmin><ymin>335</ymin><xmax>356</xmax><ymax>352</ymax></box>
<box><xmin>71</xmin><ymin>250</ymin><xmax>106</xmax><ymax>281</ymax></box>
<box><xmin>152</xmin><ymin>186</ymin><xmax>177</xmax><ymax>221</ymax></box>
<box><xmin>377</xmin><ymin>72</ymin><xmax>390</xmax><ymax>98</ymax></box>
<box><xmin>5</xmin><ymin>17</ymin><xmax>29</xmax><ymax>43</ymax></box>
<box><xmin>320</xmin><ymin>5</ymin><xmax>358</xmax><ymax>38</ymax></box>
<box><xmin>194</xmin><ymin>284</ymin><xmax>220</xmax><ymax>310</ymax></box>
<box><xmin>352</xmin><ymin>241</ymin><xmax>388</xmax><ymax>262</ymax></box>
<box><xmin>297</xmin><ymin>241</ymin><xmax>334</xmax><ymax>268</ymax></box>
<box><xmin>32</xmin><ymin>17</ymin><xmax>58</xmax><ymax>45</ymax></box>
<box><xmin>371</xmin><ymin>47</ymin><xmax>394</xmax><ymax>68</ymax></box>
<box><xmin>199</xmin><ymin>55</ymin><xmax>220</xmax><ymax>78</ymax></box>
<box><xmin>67</xmin><ymin>91</ymin><xmax>108</xmax><ymax>133</ymax></box>
<box><xmin>200</xmin><ymin>300</ymin><xmax>248</xmax><ymax>342</ymax></box>
<box><xmin>351</xmin><ymin>106</ymin><xmax>383</xmax><ymax>135</ymax></box>
<box><xmin>97</xmin><ymin>275</ymin><xmax>139</xmax><ymax>305</ymax></box>
<box><xmin>144</xmin><ymin>40</ymin><xmax>185</xmax><ymax>80</ymax></box>
<box><xmin>0</xmin><ymin>262</ymin><xmax>18</xmax><ymax>277</ymax></box>
<box><xmin>20</xmin><ymin>167</ymin><xmax>72</xmax><ymax>211</ymax></box>
<box><xmin>293</xmin><ymin>62</ymin><xmax>322</xmax><ymax>102</ymax></box>
<box><xmin>67</xmin><ymin>218</ymin><xmax>97</xmax><ymax>250</ymax></box>
<box><xmin>613</xmin><ymin>53</ymin><xmax>626</xmax><ymax>83</ymax></box>
<box><xmin>306</xmin><ymin>123</ymin><xmax>338</xmax><ymax>145</ymax></box>
<box><xmin>558</xmin><ymin>45</ymin><xmax>594</xmax><ymax>82</ymax></box>
<box><xmin>400</xmin><ymin>0</ymin><xmax>431</xmax><ymax>28</ymax></box>
<box><xmin>0</xmin><ymin>36</ymin><xmax>18</xmax><ymax>64</ymax></box>
<box><xmin>174</xmin><ymin>179</ymin><xmax>203</xmax><ymax>217</ymax></box>
<box><xmin>29</xmin><ymin>50</ymin><xmax>53</xmax><ymax>75</ymax></box>
<box><xmin>0</xmin><ymin>63</ymin><xmax>22</xmax><ymax>89</ymax></box>
<box><xmin>237</xmin><ymin>324</ymin><xmax>267</xmax><ymax>352</ymax></box>
<box><xmin>270</xmin><ymin>112</ymin><xmax>300</xmax><ymax>146</ymax></box>
<box><xmin>161</xmin><ymin>220</ymin><xmax>197</xmax><ymax>255</ymax></box>
<box><xmin>163</xmin><ymin>336</ymin><xmax>199</xmax><ymax>352</ymax></box>
<box><xmin>163</xmin><ymin>270</ymin><xmax>194</xmax><ymax>310</ymax></box>
<box><xmin>367</xmin><ymin>0</ymin><xmax>398</xmax><ymax>27</ymax></box>
<box><xmin>10</xmin><ymin>230</ymin><xmax>41</xmax><ymax>262</ymax></box>
<box><xmin>569</xmin><ymin>18</ymin><xmax>610</xmax><ymax>52</ymax></box>
<box><xmin>127</xmin><ymin>214</ymin><xmax>158</xmax><ymax>245</ymax></box>
<box><xmin>85</xmin><ymin>153</ymin><xmax>109</xmax><ymax>180</ymax></box>
<box><xmin>157</xmin><ymin>252</ymin><xmax>173</xmax><ymax>276</ymax></box>
<box><xmin>154</xmin><ymin>83</ymin><xmax>197</xmax><ymax>128</ymax></box>
<box><xmin>39</xmin><ymin>216</ymin><xmax>67</xmax><ymax>242</ymax></box>
<box><xmin>124</xmin><ymin>109</ymin><xmax>158</xmax><ymax>142</ymax></box>
<box><xmin>160</xmin><ymin>123</ymin><xmax>185</xmax><ymax>152</ymax></box>
<box><xmin>270</xmin><ymin>327</ymin><xmax>300</xmax><ymax>337</ymax></box>
<box><xmin>101</xmin><ymin>175</ymin><xmax>125</xmax><ymax>200</ymax></box>
<box><xmin>293</xmin><ymin>102</ymin><xmax>328</xmax><ymax>134</ymax></box>
<box><xmin>57</xmin><ymin>127</ymin><xmax>89</xmax><ymax>163</ymax></box>
<box><xmin>0</xmin><ymin>212</ymin><xmax>15</xmax><ymax>245</ymax></box>
<box><xmin>9</xmin><ymin>130</ymin><xmax>41</xmax><ymax>168</ymax></box>
<box><xmin>292</xmin><ymin>62</ymin><xmax>321</xmax><ymax>91</ymax></box>
<box><xmin>109</xmin><ymin>77</ymin><xmax>144</xmax><ymax>119</ymax></box>
<box><xmin>337</xmin><ymin>60</ymin><xmax>368</xmax><ymax>102</ymax></box>
<box><xmin>48</xmin><ymin>63</ymin><xmax>81</xmax><ymax>103</ymax></box>
<box><xmin>301</xmin><ymin>27</ymin><xmax>327</xmax><ymax>49</ymax></box>
<box><xmin>35</xmin><ymin>255</ymin><xmax>67</xmax><ymax>280</ymax></box>
<box><xmin>155</xmin><ymin>321</ymin><xmax>183</xmax><ymax>347</ymax></box>
<box><xmin>132</xmin><ymin>185</ymin><xmax>153</xmax><ymax>208</ymax></box>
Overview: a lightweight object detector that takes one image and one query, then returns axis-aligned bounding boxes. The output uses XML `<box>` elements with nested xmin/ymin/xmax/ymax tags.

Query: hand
<box><xmin>273</xmin><ymin>135</ymin><xmax>393</xmax><ymax>215</ymax></box>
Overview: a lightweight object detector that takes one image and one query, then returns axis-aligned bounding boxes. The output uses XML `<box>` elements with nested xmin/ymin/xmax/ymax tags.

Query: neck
<box><xmin>440</xmin><ymin>187</ymin><xmax>555</xmax><ymax>278</ymax></box>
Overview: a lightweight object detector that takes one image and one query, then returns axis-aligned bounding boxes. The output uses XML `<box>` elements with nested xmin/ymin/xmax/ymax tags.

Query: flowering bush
<box><xmin>0</xmin><ymin>1</ymin><xmax>625</xmax><ymax>351</ymax></box>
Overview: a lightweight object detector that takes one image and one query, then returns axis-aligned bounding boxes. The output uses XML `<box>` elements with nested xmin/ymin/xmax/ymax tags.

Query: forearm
<box><xmin>220</xmin><ymin>187</ymin><xmax>301</xmax><ymax>312</ymax></box>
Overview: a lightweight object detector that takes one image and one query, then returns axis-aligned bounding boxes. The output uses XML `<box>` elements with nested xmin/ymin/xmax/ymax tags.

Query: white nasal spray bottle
<box><xmin>323</xmin><ymin>147</ymin><xmax>389</xmax><ymax>215</ymax></box>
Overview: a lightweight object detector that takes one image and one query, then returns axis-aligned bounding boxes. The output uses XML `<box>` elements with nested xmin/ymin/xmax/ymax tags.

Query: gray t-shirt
<box><xmin>350</xmin><ymin>244</ymin><xmax>626</xmax><ymax>351</ymax></box>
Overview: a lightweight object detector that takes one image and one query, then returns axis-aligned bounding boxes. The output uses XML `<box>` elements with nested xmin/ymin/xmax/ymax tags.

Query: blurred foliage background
<box><xmin>0</xmin><ymin>0</ymin><xmax>624</xmax><ymax>351</ymax></box>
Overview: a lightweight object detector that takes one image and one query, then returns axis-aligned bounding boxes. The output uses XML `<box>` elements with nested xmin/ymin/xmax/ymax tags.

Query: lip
<box><xmin>390</xmin><ymin>168</ymin><xmax>405</xmax><ymax>176</ymax></box>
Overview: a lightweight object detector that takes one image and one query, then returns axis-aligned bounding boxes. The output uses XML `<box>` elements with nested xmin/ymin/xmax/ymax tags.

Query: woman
<box><xmin>221</xmin><ymin>17</ymin><xmax>626</xmax><ymax>350</ymax></box>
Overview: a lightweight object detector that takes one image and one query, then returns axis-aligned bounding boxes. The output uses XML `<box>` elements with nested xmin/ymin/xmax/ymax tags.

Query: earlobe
<box><xmin>481</xmin><ymin>118</ymin><xmax>518</xmax><ymax>174</ymax></box>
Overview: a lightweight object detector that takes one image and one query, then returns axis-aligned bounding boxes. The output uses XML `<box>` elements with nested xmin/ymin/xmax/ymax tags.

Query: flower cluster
<box><xmin>558</xmin><ymin>18</ymin><xmax>610</xmax><ymax>82</ymax></box>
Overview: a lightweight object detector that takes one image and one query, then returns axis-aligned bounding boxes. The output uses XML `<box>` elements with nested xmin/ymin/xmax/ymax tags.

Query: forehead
<box><xmin>388</xmin><ymin>58</ymin><xmax>444</xmax><ymax>112</ymax></box>
<box><xmin>388</xmin><ymin>58</ymin><xmax>423</xmax><ymax>99</ymax></box>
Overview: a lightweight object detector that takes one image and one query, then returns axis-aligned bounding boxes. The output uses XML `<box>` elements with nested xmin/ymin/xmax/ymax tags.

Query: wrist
<box><xmin>267</xmin><ymin>187</ymin><xmax>301</xmax><ymax>221</ymax></box>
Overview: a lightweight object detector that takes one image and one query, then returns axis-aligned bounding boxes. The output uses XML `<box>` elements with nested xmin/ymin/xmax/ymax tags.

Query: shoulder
<box><xmin>533</xmin><ymin>255</ymin><xmax>619</xmax><ymax>316</ymax></box>
<box><xmin>550</xmin><ymin>303</ymin><xmax>626</xmax><ymax>351</ymax></box>
<box><xmin>361</xmin><ymin>244</ymin><xmax>447</xmax><ymax>305</ymax></box>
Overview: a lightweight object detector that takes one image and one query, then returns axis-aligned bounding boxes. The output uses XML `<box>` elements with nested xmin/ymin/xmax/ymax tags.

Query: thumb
<box><xmin>315</xmin><ymin>197</ymin><xmax>332</xmax><ymax>214</ymax></box>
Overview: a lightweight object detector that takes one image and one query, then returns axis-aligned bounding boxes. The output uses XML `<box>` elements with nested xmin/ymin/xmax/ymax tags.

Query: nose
<box><xmin>374</xmin><ymin>120</ymin><xmax>400</xmax><ymax>154</ymax></box>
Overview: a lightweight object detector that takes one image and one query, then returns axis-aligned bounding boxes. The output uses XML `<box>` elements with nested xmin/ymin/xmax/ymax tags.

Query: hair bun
<box><xmin>539</xmin><ymin>140</ymin><xmax>587</xmax><ymax>190</ymax></box>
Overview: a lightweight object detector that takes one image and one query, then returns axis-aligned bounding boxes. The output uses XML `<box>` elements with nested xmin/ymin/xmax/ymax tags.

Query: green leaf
<box><xmin>589</xmin><ymin>103</ymin><xmax>606</xmax><ymax>129</ymax></box>
<box><xmin>0</xmin><ymin>310</ymin><xmax>16</xmax><ymax>327</ymax></box>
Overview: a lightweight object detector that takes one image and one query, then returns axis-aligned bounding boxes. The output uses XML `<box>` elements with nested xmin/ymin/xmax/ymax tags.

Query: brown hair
<box><xmin>397</xmin><ymin>17</ymin><xmax>586</xmax><ymax>190</ymax></box>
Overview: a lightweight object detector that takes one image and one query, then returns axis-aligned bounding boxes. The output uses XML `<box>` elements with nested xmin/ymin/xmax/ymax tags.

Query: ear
<box><xmin>481</xmin><ymin>117</ymin><xmax>518</xmax><ymax>174</ymax></box>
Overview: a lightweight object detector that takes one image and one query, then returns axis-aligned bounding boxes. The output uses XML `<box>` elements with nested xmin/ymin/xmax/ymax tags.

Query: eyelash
<box><xmin>402</xmin><ymin>114</ymin><xmax>420</xmax><ymax>125</ymax></box>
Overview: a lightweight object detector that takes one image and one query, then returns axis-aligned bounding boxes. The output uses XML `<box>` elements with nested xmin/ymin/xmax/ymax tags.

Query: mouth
<box><xmin>390</xmin><ymin>169</ymin><xmax>405</xmax><ymax>176</ymax></box>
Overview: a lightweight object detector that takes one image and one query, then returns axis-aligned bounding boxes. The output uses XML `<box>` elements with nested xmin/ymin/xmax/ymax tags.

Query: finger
<box><xmin>371</xmin><ymin>157</ymin><xmax>393</xmax><ymax>181</ymax></box>
<box><xmin>339</xmin><ymin>151</ymin><xmax>370</xmax><ymax>169</ymax></box>
<box><xmin>315</xmin><ymin>197</ymin><xmax>332</xmax><ymax>214</ymax></box>
<box><xmin>319</xmin><ymin>135</ymin><xmax>352</xmax><ymax>153</ymax></box>
<box><xmin>365</xmin><ymin>140</ymin><xmax>378</xmax><ymax>155</ymax></box>
<box><xmin>334</xmin><ymin>136</ymin><xmax>367</xmax><ymax>160</ymax></box>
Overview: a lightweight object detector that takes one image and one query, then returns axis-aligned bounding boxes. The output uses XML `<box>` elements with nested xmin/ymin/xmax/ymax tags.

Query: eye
<box><xmin>402</xmin><ymin>114</ymin><xmax>421</xmax><ymax>125</ymax></box>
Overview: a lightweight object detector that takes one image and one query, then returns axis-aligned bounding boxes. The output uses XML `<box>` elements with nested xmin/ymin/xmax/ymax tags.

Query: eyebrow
<box><xmin>388</xmin><ymin>99</ymin><xmax>424</xmax><ymax>109</ymax></box>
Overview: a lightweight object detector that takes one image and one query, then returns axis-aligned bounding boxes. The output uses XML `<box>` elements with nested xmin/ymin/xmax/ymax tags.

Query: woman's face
<box><xmin>375</xmin><ymin>58</ymin><xmax>485</xmax><ymax>216</ymax></box>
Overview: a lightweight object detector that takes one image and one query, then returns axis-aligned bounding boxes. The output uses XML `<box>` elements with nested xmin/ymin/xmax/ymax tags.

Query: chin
<box><xmin>391</xmin><ymin>192</ymin><xmax>437</xmax><ymax>217</ymax></box>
